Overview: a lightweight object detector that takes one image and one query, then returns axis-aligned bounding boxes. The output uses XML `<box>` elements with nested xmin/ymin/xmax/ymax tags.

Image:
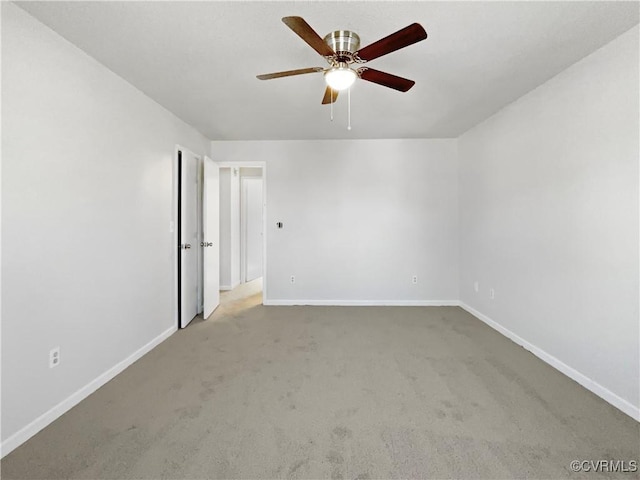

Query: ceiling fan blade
<box><xmin>282</xmin><ymin>16</ymin><xmax>335</xmax><ymax>57</ymax></box>
<box><xmin>321</xmin><ymin>86</ymin><xmax>339</xmax><ymax>104</ymax></box>
<box><xmin>356</xmin><ymin>23</ymin><xmax>427</xmax><ymax>62</ymax></box>
<box><xmin>257</xmin><ymin>67</ymin><xmax>324</xmax><ymax>80</ymax></box>
<box><xmin>359</xmin><ymin>68</ymin><xmax>415</xmax><ymax>92</ymax></box>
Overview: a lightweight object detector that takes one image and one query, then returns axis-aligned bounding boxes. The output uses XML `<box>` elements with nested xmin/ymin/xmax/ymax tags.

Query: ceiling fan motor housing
<box><xmin>324</xmin><ymin>30</ymin><xmax>360</xmax><ymax>60</ymax></box>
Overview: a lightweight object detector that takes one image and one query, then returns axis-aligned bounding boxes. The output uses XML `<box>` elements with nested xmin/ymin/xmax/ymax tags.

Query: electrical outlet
<box><xmin>412</xmin><ymin>275</ymin><xmax>418</xmax><ymax>284</ymax></box>
<box><xmin>474</xmin><ymin>281</ymin><xmax>479</xmax><ymax>293</ymax></box>
<box><xmin>49</xmin><ymin>347</ymin><xmax>60</xmax><ymax>369</ymax></box>
<box><xmin>290</xmin><ymin>275</ymin><xmax>295</xmax><ymax>284</ymax></box>
<box><xmin>489</xmin><ymin>288</ymin><xmax>495</xmax><ymax>300</ymax></box>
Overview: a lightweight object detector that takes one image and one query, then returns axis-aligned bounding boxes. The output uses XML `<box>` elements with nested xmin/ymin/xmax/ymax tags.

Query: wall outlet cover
<box><xmin>49</xmin><ymin>347</ymin><xmax>60</xmax><ymax>368</ymax></box>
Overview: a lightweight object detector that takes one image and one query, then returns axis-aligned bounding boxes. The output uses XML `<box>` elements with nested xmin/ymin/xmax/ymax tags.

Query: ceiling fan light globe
<box><xmin>324</xmin><ymin>67</ymin><xmax>357</xmax><ymax>91</ymax></box>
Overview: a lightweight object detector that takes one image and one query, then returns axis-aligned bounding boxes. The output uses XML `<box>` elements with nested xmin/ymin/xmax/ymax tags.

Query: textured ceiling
<box><xmin>16</xmin><ymin>1</ymin><xmax>640</xmax><ymax>141</ymax></box>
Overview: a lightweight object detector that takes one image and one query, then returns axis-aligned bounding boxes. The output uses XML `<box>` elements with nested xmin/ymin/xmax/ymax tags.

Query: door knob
<box><xmin>180</xmin><ymin>243</ymin><xmax>191</xmax><ymax>250</ymax></box>
<box><xmin>205</xmin><ymin>242</ymin><xmax>213</xmax><ymax>247</ymax></box>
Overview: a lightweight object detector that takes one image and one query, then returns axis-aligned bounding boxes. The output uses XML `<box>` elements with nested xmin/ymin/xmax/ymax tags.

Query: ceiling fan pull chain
<box><xmin>347</xmin><ymin>87</ymin><xmax>352</xmax><ymax>131</ymax></box>
<box><xmin>330</xmin><ymin>90</ymin><xmax>334</xmax><ymax>121</ymax></box>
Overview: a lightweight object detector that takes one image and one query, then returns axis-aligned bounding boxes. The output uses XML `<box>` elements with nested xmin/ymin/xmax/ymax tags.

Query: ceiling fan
<box><xmin>257</xmin><ymin>16</ymin><xmax>428</xmax><ymax>104</ymax></box>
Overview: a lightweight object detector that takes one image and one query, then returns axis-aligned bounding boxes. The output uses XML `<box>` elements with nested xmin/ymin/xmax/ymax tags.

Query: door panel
<box><xmin>203</xmin><ymin>157</ymin><xmax>220</xmax><ymax>319</ymax></box>
<box><xmin>180</xmin><ymin>150</ymin><xmax>199</xmax><ymax>328</ymax></box>
<box><xmin>243</xmin><ymin>178</ymin><xmax>263</xmax><ymax>282</ymax></box>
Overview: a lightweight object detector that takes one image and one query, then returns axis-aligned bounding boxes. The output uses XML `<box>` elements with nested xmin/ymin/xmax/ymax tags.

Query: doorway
<box><xmin>217</xmin><ymin>163</ymin><xmax>267</xmax><ymax>304</ymax></box>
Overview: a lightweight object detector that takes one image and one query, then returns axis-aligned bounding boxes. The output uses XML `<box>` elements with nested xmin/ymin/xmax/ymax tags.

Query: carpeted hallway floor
<box><xmin>2</xmin><ymin>285</ymin><xmax>638</xmax><ymax>479</ymax></box>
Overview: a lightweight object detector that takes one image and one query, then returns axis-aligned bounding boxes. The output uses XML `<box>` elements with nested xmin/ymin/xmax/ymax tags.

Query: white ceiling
<box><xmin>16</xmin><ymin>1</ymin><xmax>639</xmax><ymax>141</ymax></box>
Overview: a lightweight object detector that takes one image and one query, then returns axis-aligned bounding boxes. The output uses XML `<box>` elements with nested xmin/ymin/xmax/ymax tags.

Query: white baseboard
<box><xmin>263</xmin><ymin>299</ymin><xmax>460</xmax><ymax>306</ymax></box>
<box><xmin>0</xmin><ymin>325</ymin><xmax>177</xmax><ymax>458</ymax></box>
<box><xmin>459</xmin><ymin>302</ymin><xmax>640</xmax><ymax>422</ymax></box>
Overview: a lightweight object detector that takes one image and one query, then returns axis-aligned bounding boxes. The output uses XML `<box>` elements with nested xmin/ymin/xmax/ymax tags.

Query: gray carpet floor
<box><xmin>2</xmin><ymin>287</ymin><xmax>638</xmax><ymax>479</ymax></box>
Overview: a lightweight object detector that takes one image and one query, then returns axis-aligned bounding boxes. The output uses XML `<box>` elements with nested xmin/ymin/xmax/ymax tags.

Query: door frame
<box><xmin>217</xmin><ymin>161</ymin><xmax>267</xmax><ymax>305</ymax></box>
<box><xmin>240</xmin><ymin>175</ymin><xmax>263</xmax><ymax>284</ymax></box>
<box><xmin>173</xmin><ymin>145</ymin><xmax>203</xmax><ymax>329</ymax></box>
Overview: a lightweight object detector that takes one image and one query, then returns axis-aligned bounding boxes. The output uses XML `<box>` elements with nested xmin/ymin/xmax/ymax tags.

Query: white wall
<box><xmin>219</xmin><ymin>168</ymin><xmax>232</xmax><ymax>288</ymax></box>
<box><xmin>459</xmin><ymin>26</ymin><xmax>639</xmax><ymax>418</ymax></box>
<box><xmin>1</xmin><ymin>3</ymin><xmax>210</xmax><ymax>454</ymax></box>
<box><xmin>212</xmin><ymin>139</ymin><xmax>459</xmax><ymax>304</ymax></box>
<box><xmin>218</xmin><ymin>167</ymin><xmax>241</xmax><ymax>290</ymax></box>
<box><xmin>230</xmin><ymin>169</ymin><xmax>240</xmax><ymax>288</ymax></box>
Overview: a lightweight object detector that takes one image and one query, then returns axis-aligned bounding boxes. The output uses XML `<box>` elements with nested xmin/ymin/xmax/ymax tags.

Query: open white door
<box><xmin>203</xmin><ymin>157</ymin><xmax>220</xmax><ymax>319</ymax></box>
<box><xmin>180</xmin><ymin>150</ymin><xmax>199</xmax><ymax>328</ymax></box>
